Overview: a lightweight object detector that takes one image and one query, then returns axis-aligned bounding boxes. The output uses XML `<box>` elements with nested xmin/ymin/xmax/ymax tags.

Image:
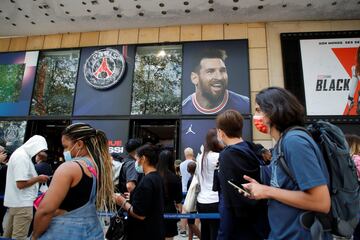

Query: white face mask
<box><xmin>63</xmin><ymin>144</ymin><xmax>77</xmax><ymax>162</ymax></box>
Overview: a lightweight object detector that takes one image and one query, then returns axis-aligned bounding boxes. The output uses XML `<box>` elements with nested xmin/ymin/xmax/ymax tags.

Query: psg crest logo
<box><xmin>4</xmin><ymin>125</ymin><xmax>18</xmax><ymax>143</ymax></box>
<box><xmin>84</xmin><ymin>48</ymin><xmax>126</xmax><ymax>89</ymax></box>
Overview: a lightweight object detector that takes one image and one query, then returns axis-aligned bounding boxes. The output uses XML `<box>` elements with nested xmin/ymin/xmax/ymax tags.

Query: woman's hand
<box><xmin>114</xmin><ymin>193</ymin><xmax>126</xmax><ymax>207</ymax></box>
<box><xmin>242</xmin><ymin>175</ymin><xmax>271</xmax><ymax>200</ymax></box>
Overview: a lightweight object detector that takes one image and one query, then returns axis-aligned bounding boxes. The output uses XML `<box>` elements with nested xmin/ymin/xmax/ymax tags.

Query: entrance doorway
<box><xmin>130</xmin><ymin>119</ymin><xmax>179</xmax><ymax>158</ymax></box>
<box><xmin>25</xmin><ymin>120</ymin><xmax>70</xmax><ymax>170</ymax></box>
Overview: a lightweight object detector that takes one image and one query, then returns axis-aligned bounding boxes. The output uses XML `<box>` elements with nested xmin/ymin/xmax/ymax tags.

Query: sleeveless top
<box><xmin>59</xmin><ymin>161</ymin><xmax>92</xmax><ymax>211</ymax></box>
<box><xmin>39</xmin><ymin>157</ymin><xmax>104</xmax><ymax>240</ymax></box>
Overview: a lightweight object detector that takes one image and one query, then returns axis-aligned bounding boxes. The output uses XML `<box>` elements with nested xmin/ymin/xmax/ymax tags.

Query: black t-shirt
<box><xmin>218</xmin><ymin>141</ymin><xmax>264</xmax><ymax>219</ymax></box>
<box><xmin>163</xmin><ymin>170</ymin><xmax>183</xmax><ymax>213</ymax></box>
<box><xmin>127</xmin><ymin>171</ymin><xmax>165</xmax><ymax>240</ymax></box>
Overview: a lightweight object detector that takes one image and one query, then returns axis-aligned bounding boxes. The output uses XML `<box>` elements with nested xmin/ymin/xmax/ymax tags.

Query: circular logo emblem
<box><xmin>4</xmin><ymin>125</ymin><xmax>19</xmax><ymax>143</ymax></box>
<box><xmin>84</xmin><ymin>48</ymin><xmax>126</xmax><ymax>89</ymax></box>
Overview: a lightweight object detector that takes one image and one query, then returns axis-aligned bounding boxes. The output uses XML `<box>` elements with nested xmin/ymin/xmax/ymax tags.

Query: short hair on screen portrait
<box><xmin>193</xmin><ymin>48</ymin><xmax>227</xmax><ymax>73</ymax></box>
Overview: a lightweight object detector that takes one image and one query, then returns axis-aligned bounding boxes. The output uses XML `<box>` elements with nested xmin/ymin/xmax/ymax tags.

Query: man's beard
<box><xmin>201</xmin><ymin>87</ymin><xmax>226</xmax><ymax>106</ymax></box>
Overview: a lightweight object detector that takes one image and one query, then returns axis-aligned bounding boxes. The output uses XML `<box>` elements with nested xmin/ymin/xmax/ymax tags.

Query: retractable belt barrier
<box><xmin>97</xmin><ymin>211</ymin><xmax>220</xmax><ymax>219</ymax></box>
<box><xmin>0</xmin><ymin>195</ymin><xmax>220</xmax><ymax>219</ymax></box>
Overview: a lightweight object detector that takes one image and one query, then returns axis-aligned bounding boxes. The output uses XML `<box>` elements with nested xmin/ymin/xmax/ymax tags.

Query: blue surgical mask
<box><xmin>135</xmin><ymin>160</ymin><xmax>143</xmax><ymax>173</ymax></box>
<box><xmin>63</xmin><ymin>144</ymin><xmax>76</xmax><ymax>162</ymax></box>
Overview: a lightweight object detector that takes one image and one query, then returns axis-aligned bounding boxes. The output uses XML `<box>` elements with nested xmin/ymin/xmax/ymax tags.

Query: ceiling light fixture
<box><xmin>157</xmin><ymin>50</ymin><xmax>166</xmax><ymax>57</ymax></box>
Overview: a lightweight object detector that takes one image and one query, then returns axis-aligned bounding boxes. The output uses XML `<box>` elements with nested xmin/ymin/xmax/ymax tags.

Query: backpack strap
<box><xmin>276</xmin><ymin>126</ymin><xmax>311</xmax><ymax>184</ymax></box>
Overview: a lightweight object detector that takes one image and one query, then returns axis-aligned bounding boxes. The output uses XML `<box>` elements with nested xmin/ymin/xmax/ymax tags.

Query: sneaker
<box><xmin>193</xmin><ymin>235</ymin><xmax>199</xmax><ymax>239</ymax></box>
<box><xmin>179</xmin><ymin>230</ymin><xmax>187</xmax><ymax>237</ymax></box>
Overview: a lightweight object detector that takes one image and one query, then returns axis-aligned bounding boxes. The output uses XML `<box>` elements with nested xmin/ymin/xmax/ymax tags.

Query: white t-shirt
<box><xmin>4</xmin><ymin>148</ymin><xmax>39</xmax><ymax>207</ymax></box>
<box><xmin>197</xmin><ymin>151</ymin><xmax>219</xmax><ymax>204</ymax></box>
<box><xmin>180</xmin><ymin>159</ymin><xmax>193</xmax><ymax>193</ymax></box>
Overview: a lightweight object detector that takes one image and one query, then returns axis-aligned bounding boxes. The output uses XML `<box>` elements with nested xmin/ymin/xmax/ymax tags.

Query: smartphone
<box><xmin>227</xmin><ymin>180</ymin><xmax>250</xmax><ymax>195</ymax></box>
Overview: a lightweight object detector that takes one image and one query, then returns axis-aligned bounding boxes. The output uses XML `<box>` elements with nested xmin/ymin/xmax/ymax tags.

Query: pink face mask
<box><xmin>253</xmin><ymin>115</ymin><xmax>269</xmax><ymax>134</ymax></box>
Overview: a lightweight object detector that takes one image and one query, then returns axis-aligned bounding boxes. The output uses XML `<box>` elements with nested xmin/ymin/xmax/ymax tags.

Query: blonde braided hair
<box><xmin>62</xmin><ymin>123</ymin><xmax>115</xmax><ymax>212</ymax></box>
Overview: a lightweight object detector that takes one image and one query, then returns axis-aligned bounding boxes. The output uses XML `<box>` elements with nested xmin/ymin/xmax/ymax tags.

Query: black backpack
<box><xmin>277</xmin><ymin>121</ymin><xmax>360</xmax><ymax>239</ymax></box>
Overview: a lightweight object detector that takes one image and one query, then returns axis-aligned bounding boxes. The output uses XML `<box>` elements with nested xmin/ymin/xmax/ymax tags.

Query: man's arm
<box><xmin>17</xmin><ymin>175</ymin><xmax>49</xmax><ymax>189</ymax></box>
<box><xmin>124</xmin><ymin>161</ymin><xmax>138</xmax><ymax>193</ymax></box>
<box><xmin>126</xmin><ymin>181</ymin><xmax>136</xmax><ymax>193</ymax></box>
<box><xmin>0</xmin><ymin>152</ymin><xmax>7</xmax><ymax>163</ymax></box>
<box><xmin>242</xmin><ymin>175</ymin><xmax>331</xmax><ymax>213</ymax></box>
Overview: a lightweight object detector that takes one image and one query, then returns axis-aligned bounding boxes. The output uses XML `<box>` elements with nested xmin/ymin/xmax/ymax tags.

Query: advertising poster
<box><xmin>131</xmin><ymin>45</ymin><xmax>182</xmax><ymax>115</ymax></box>
<box><xmin>31</xmin><ymin>50</ymin><xmax>80</xmax><ymax>116</ymax></box>
<box><xmin>0</xmin><ymin>121</ymin><xmax>27</xmax><ymax>156</ymax></box>
<box><xmin>182</xmin><ymin>40</ymin><xmax>250</xmax><ymax>115</ymax></box>
<box><xmin>72</xmin><ymin>120</ymin><xmax>129</xmax><ymax>154</ymax></box>
<box><xmin>300</xmin><ymin>38</ymin><xmax>360</xmax><ymax>115</ymax></box>
<box><xmin>0</xmin><ymin>51</ymin><xmax>38</xmax><ymax>116</ymax></box>
<box><xmin>181</xmin><ymin>118</ymin><xmax>251</xmax><ymax>158</ymax></box>
<box><xmin>73</xmin><ymin>46</ymin><xmax>135</xmax><ymax>116</ymax></box>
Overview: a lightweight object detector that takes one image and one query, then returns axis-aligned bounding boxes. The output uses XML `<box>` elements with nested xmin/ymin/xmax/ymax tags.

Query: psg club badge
<box><xmin>4</xmin><ymin>124</ymin><xmax>18</xmax><ymax>143</ymax></box>
<box><xmin>84</xmin><ymin>48</ymin><xmax>126</xmax><ymax>89</ymax></box>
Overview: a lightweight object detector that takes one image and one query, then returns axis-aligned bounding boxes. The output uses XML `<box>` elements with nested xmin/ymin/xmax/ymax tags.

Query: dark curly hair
<box><xmin>255</xmin><ymin>87</ymin><xmax>305</xmax><ymax>133</ymax></box>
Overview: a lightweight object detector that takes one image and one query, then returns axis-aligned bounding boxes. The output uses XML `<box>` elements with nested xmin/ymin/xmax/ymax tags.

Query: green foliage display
<box><xmin>0</xmin><ymin>64</ymin><xmax>25</xmax><ymax>103</ymax></box>
<box><xmin>31</xmin><ymin>50</ymin><xmax>80</xmax><ymax>116</ymax></box>
<box><xmin>131</xmin><ymin>46</ymin><xmax>182</xmax><ymax>115</ymax></box>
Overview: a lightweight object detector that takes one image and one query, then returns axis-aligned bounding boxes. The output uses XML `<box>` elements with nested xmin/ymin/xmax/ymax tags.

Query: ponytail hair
<box><xmin>62</xmin><ymin>123</ymin><xmax>115</xmax><ymax>212</ymax></box>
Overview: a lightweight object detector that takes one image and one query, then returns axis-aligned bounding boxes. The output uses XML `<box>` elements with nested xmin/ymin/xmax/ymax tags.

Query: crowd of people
<box><xmin>0</xmin><ymin>87</ymin><xmax>359</xmax><ymax>240</ymax></box>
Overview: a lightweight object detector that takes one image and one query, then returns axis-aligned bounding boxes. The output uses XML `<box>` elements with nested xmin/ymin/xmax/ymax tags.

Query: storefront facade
<box><xmin>0</xmin><ymin>20</ymin><xmax>359</xmax><ymax>160</ymax></box>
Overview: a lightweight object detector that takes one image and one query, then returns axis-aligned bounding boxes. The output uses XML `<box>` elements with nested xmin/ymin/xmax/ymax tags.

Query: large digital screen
<box><xmin>182</xmin><ymin>40</ymin><xmax>250</xmax><ymax>115</ymax></box>
<box><xmin>300</xmin><ymin>38</ymin><xmax>360</xmax><ymax>116</ymax></box>
<box><xmin>30</xmin><ymin>50</ymin><xmax>80</xmax><ymax>116</ymax></box>
<box><xmin>73</xmin><ymin>46</ymin><xmax>135</xmax><ymax>116</ymax></box>
<box><xmin>0</xmin><ymin>51</ymin><xmax>38</xmax><ymax>116</ymax></box>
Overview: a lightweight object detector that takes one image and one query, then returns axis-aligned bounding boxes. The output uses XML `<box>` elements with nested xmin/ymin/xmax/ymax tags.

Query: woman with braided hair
<box><xmin>31</xmin><ymin>123</ymin><xmax>115</xmax><ymax>240</ymax></box>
